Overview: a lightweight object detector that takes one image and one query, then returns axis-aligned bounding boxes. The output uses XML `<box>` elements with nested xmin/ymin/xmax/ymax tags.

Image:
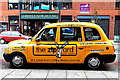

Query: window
<box><xmin>61</xmin><ymin>2</ymin><xmax>72</xmax><ymax>9</ymax></box>
<box><xmin>1</xmin><ymin>32</ymin><xmax>11</xmax><ymax>36</ymax></box>
<box><xmin>84</xmin><ymin>27</ymin><xmax>101</xmax><ymax>41</ymax></box>
<box><xmin>8</xmin><ymin>0</ymin><xmax>19</xmax><ymax>9</ymax></box>
<box><xmin>9</xmin><ymin>16</ymin><xmax>20</xmax><ymax>31</ymax></box>
<box><xmin>21</xmin><ymin>0</ymin><xmax>32</xmax><ymax>10</ymax></box>
<box><xmin>52</xmin><ymin>2</ymin><xmax>59</xmax><ymax>10</ymax></box>
<box><xmin>60</xmin><ymin>27</ymin><xmax>82</xmax><ymax>41</ymax></box>
<box><xmin>37</xmin><ymin>28</ymin><xmax>57</xmax><ymax>41</ymax></box>
<box><xmin>12</xmin><ymin>32</ymin><xmax>21</xmax><ymax>36</ymax></box>
<box><xmin>23</xmin><ymin>2</ymin><xmax>32</xmax><ymax>10</ymax></box>
<box><xmin>116</xmin><ymin>1</ymin><xmax>120</xmax><ymax>9</ymax></box>
<box><xmin>21</xmin><ymin>0</ymin><xmax>50</xmax><ymax>10</ymax></box>
<box><xmin>41</xmin><ymin>1</ymin><xmax>50</xmax><ymax>10</ymax></box>
<box><xmin>33</xmin><ymin>2</ymin><xmax>40</xmax><ymax>10</ymax></box>
<box><xmin>61</xmin><ymin>15</ymin><xmax>72</xmax><ymax>22</ymax></box>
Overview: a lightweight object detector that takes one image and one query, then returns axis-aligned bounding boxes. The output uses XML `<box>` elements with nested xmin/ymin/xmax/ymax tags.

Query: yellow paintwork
<box><xmin>4</xmin><ymin>22</ymin><xmax>115</xmax><ymax>64</ymax></box>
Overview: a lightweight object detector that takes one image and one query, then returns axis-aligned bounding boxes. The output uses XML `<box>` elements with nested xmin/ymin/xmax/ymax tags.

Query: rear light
<box><xmin>110</xmin><ymin>41</ymin><xmax>115</xmax><ymax>52</ymax></box>
<box><xmin>113</xmin><ymin>46</ymin><xmax>115</xmax><ymax>52</ymax></box>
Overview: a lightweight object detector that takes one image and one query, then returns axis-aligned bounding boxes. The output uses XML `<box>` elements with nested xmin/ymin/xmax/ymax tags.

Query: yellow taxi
<box><xmin>3</xmin><ymin>22</ymin><xmax>116</xmax><ymax>69</ymax></box>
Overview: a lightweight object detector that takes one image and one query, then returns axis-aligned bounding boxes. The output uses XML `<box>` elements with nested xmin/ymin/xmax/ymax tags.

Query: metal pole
<box><xmin>58</xmin><ymin>0</ymin><xmax>61</xmax><ymax>22</ymax></box>
<box><xmin>19</xmin><ymin>2</ymin><xmax>21</xmax><ymax>33</ymax></box>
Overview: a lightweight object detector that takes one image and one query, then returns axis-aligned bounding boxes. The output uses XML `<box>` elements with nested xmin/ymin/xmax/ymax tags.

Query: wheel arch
<box><xmin>84</xmin><ymin>53</ymin><xmax>102</xmax><ymax>63</ymax></box>
<box><xmin>11</xmin><ymin>52</ymin><xmax>27</xmax><ymax>62</ymax></box>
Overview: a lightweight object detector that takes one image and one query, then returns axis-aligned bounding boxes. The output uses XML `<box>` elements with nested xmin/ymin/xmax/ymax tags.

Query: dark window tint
<box><xmin>60</xmin><ymin>27</ymin><xmax>82</xmax><ymax>41</ymax></box>
<box><xmin>84</xmin><ymin>27</ymin><xmax>101</xmax><ymax>41</ymax></box>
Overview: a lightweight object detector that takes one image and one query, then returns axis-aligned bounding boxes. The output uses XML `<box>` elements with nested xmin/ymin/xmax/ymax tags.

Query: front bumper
<box><xmin>3</xmin><ymin>53</ymin><xmax>11</xmax><ymax>62</ymax></box>
<box><xmin>102</xmin><ymin>54</ymin><xmax>116</xmax><ymax>63</ymax></box>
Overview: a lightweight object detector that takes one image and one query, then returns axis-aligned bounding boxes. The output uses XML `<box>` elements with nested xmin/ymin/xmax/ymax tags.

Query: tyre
<box><xmin>85</xmin><ymin>56</ymin><xmax>102</xmax><ymax>69</ymax></box>
<box><xmin>10</xmin><ymin>54</ymin><xmax>26</xmax><ymax>68</ymax></box>
<box><xmin>0</xmin><ymin>38</ymin><xmax>6</xmax><ymax>44</ymax></box>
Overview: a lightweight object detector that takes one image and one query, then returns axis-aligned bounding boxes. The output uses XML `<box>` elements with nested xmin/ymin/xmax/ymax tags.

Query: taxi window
<box><xmin>84</xmin><ymin>27</ymin><xmax>101</xmax><ymax>41</ymax></box>
<box><xmin>37</xmin><ymin>28</ymin><xmax>57</xmax><ymax>41</ymax></box>
<box><xmin>60</xmin><ymin>27</ymin><xmax>82</xmax><ymax>41</ymax></box>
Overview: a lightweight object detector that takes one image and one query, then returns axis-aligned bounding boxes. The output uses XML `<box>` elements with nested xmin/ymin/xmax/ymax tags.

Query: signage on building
<box><xmin>80</xmin><ymin>4</ymin><xmax>90</xmax><ymax>13</ymax></box>
<box><xmin>21</xmin><ymin>13</ymin><xmax>59</xmax><ymax>19</ymax></box>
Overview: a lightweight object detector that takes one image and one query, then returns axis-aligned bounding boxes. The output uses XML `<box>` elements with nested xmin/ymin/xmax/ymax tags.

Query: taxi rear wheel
<box><xmin>85</xmin><ymin>56</ymin><xmax>102</xmax><ymax>69</ymax></box>
<box><xmin>10</xmin><ymin>55</ymin><xmax>26</xmax><ymax>68</ymax></box>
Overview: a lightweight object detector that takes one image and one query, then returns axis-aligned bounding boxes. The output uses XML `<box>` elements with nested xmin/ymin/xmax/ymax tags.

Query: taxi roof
<box><xmin>43</xmin><ymin>22</ymin><xmax>101</xmax><ymax>29</ymax></box>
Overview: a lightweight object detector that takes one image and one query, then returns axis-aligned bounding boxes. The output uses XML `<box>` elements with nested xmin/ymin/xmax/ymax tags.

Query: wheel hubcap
<box><xmin>12</xmin><ymin>56</ymin><xmax>23</xmax><ymax>67</ymax></box>
<box><xmin>0</xmin><ymin>39</ymin><xmax>5</xmax><ymax>43</ymax></box>
<box><xmin>88</xmin><ymin>57</ymin><xmax>100</xmax><ymax>68</ymax></box>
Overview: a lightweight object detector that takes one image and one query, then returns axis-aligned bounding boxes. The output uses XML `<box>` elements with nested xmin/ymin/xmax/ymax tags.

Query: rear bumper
<box><xmin>3</xmin><ymin>53</ymin><xmax>11</xmax><ymax>62</ymax></box>
<box><xmin>101</xmin><ymin>54</ymin><xmax>116</xmax><ymax>63</ymax></box>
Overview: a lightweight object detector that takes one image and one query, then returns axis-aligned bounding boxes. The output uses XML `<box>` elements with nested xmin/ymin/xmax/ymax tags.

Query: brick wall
<box><xmin>0</xmin><ymin>1</ymin><xmax>120</xmax><ymax>40</ymax></box>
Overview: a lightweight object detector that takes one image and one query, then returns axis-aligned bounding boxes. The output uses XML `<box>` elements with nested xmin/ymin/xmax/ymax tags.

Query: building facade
<box><xmin>0</xmin><ymin>0</ymin><xmax>120</xmax><ymax>41</ymax></box>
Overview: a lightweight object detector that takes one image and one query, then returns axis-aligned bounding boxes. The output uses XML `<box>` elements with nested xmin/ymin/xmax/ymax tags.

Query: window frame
<box><xmin>61</xmin><ymin>2</ymin><xmax>72</xmax><ymax>10</ymax></box>
<box><xmin>8</xmin><ymin>0</ymin><xmax>19</xmax><ymax>10</ymax></box>
<box><xmin>116</xmin><ymin>1</ymin><xmax>120</xmax><ymax>10</ymax></box>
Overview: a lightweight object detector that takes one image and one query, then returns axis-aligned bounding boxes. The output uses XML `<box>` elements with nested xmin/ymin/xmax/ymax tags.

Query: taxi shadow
<box><xmin>20</xmin><ymin>63</ymin><xmax>110</xmax><ymax>71</ymax></box>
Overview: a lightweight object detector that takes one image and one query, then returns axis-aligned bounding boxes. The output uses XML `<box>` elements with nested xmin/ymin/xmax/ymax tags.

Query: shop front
<box><xmin>20</xmin><ymin>12</ymin><xmax>59</xmax><ymax>36</ymax></box>
<box><xmin>114</xmin><ymin>16</ymin><xmax>120</xmax><ymax>42</ymax></box>
<box><xmin>8</xmin><ymin>16</ymin><xmax>20</xmax><ymax>31</ymax></box>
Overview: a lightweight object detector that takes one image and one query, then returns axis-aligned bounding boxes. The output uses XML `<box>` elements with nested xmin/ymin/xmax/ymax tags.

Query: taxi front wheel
<box><xmin>10</xmin><ymin>55</ymin><xmax>27</xmax><ymax>68</ymax></box>
<box><xmin>85</xmin><ymin>56</ymin><xmax>102</xmax><ymax>69</ymax></box>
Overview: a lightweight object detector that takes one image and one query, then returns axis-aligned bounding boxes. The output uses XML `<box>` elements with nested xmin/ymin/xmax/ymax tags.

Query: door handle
<box><xmin>78</xmin><ymin>48</ymin><xmax>84</xmax><ymax>50</ymax></box>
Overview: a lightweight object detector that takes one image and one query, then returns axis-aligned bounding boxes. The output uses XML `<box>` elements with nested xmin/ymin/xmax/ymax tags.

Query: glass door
<box><xmin>23</xmin><ymin>21</ymin><xmax>32</xmax><ymax>36</ymax></box>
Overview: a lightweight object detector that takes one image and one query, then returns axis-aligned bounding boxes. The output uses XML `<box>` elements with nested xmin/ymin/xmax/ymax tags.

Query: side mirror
<box><xmin>19</xmin><ymin>34</ymin><xmax>22</xmax><ymax>37</ymax></box>
<box><xmin>36</xmin><ymin>38</ymin><xmax>41</xmax><ymax>41</ymax></box>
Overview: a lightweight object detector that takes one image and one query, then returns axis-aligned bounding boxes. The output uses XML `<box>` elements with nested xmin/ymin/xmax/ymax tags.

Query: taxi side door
<box><xmin>28</xmin><ymin>27</ymin><xmax>58</xmax><ymax>63</ymax></box>
<box><xmin>56</xmin><ymin>27</ymin><xmax>86</xmax><ymax>63</ymax></box>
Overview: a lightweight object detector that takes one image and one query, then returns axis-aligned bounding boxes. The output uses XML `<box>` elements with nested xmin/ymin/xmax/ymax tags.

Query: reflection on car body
<box><xmin>0</xmin><ymin>31</ymin><xmax>32</xmax><ymax>44</ymax></box>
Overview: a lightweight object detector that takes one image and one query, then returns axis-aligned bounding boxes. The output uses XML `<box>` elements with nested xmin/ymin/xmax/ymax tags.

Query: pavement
<box><xmin>0</xmin><ymin>43</ymin><xmax>120</xmax><ymax>80</ymax></box>
<box><xmin>0</xmin><ymin>69</ymin><xmax>119</xmax><ymax>80</ymax></box>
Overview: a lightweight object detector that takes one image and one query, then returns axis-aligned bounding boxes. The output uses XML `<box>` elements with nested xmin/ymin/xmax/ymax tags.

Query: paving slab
<box><xmin>46</xmin><ymin>70</ymin><xmax>66</xmax><ymax>80</ymax></box>
<box><xmin>84</xmin><ymin>71</ymin><xmax>109</xmax><ymax>80</ymax></box>
<box><xmin>4</xmin><ymin>69</ymin><xmax>31</xmax><ymax>78</ymax></box>
<box><xmin>1</xmin><ymin>69</ymin><xmax>15</xmax><ymax>79</ymax></box>
<box><xmin>25</xmin><ymin>70</ymin><xmax>48</xmax><ymax>80</ymax></box>
<box><xmin>67</xmin><ymin>70</ymin><xmax>87</xmax><ymax>80</ymax></box>
<box><xmin>102</xmin><ymin>71</ymin><xmax>118</xmax><ymax>80</ymax></box>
